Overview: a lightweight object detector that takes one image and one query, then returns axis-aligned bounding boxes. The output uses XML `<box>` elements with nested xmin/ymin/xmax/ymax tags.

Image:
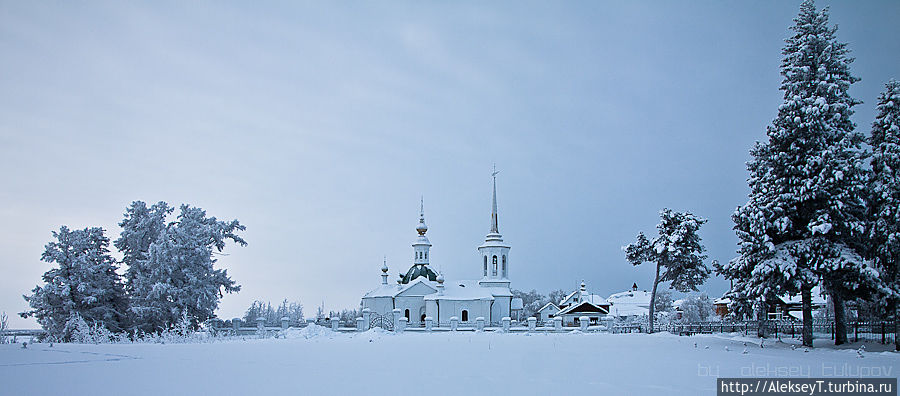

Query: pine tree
<box><xmin>129</xmin><ymin>205</ymin><xmax>246</xmax><ymax>332</ymax></box>
<box><xmin>719</xmin><ymin>0</ymin><xmax>872</xmax><ymax>347</ymax></box>
<box><xmin>624</xmin><ymin>209</ymin><xmax>709</xmax><ymax>333</ymax></box>
<box><xmin>868</xmin><ymin>79</ymin><xmax>900</xmax><ymax>350</ymax></box>
<box><xmin>21</xmin><ymin>226</ymin><xmax>127</xmax><ymax>340</ymax></box>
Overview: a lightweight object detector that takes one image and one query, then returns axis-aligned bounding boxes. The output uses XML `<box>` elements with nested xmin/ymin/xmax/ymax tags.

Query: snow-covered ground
<box><xmin>1</xmin><ymin>329</ymin><xmax>896</xmax><ymax>396</ymax></box>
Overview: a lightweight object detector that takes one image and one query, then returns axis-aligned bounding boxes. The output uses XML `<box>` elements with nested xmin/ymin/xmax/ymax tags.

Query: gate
<box><xmin>369</xmin><ymin>312</ymin><xmax>394</xmax><ymax>331</ymax></box>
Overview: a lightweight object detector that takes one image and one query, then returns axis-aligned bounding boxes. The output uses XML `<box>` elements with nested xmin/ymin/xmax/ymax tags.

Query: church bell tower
<box><xmin>478</xmin><ymin>166</ymin><xmax>510</xmax><ymax>287</ymax></box>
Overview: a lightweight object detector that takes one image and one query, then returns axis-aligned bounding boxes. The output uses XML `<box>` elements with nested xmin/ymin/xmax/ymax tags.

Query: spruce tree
<box><xmin>625</xmin><ymin>209</ymin><xmax>709</xmax><ymax>333</ymax></box>
<box><xmin>114</xmin><ymin>201</ymin><xmax>172</xmax><ymax>319</ymax></box>
<box><xmin>21</xmin><ymin>226</ymin><xmax>128</xmax><ymax>340</ymax></box>
<box><xmin>868</xmin><ymin>79</ymin><xmax>900</xmax><ymax>350</ymax></box>
<box><xmin>128</xmin><ymin>205</ymin><xmax>245</xmax><ymax>331</ymax></box>
<box><xmin>720</xmin><ymin>0</ymin><xmax>872</xmax><ymax>347</ymax></box>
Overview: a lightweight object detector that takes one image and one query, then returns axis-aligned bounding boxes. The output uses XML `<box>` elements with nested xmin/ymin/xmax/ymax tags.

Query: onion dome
<box><xmin>401</xmin><ymin>264</ymin><xmax>438</xmax><ymax>284</ymax></box>
<box><xmin>436</xmin><ymin>273</ymin><xmax>445</xmax><ymax>284</ymax></box>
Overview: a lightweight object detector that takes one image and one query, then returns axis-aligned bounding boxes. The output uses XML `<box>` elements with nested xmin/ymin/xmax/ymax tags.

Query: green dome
<box><xmin>401</xmin><ymin>264</ymin><xmax>438</xmax><ymax>284</ymax></box>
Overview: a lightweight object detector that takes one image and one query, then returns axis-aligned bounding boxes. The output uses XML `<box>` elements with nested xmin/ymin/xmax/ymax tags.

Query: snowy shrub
<box><xmin>64</xmin><ymin>314</ymin><xmax>126</xmax><ymax>344</ymax></box>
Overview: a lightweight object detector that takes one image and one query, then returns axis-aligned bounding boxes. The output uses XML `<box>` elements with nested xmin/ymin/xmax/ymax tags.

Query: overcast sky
<box><xmin>1</xmin><ymin>1</ymin><xmax>898</xmax><ymax>327</ymax></box>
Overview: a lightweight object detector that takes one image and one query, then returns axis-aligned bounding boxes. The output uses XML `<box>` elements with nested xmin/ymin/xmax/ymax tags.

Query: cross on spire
<box><xmin>490</xmin><ymin>164</ymin><xmax>500</xmax><ymax>234</ymax></box>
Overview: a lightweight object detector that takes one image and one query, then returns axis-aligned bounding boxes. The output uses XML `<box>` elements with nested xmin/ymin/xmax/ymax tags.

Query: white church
<box><xmin>361</xmin><ymin>172</ymin><xmax>513</xmax><ymax>326</ymax></box>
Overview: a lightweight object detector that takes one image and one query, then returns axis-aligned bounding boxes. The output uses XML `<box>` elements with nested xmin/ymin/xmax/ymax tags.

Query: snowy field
<box><xmin>1</xmin><ymin>328</ymin><xmax>896</xmax><ymax>396</ymax></box>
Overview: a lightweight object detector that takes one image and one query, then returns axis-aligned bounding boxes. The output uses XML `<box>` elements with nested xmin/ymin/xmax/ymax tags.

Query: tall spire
<box><xmin>416</xmin><ymin>196</ymin><xmax>428</xmax><ymax>235</ymax></box>
<box><xmin>490</xmin><ymin>164</ymin><xmax>500</xmax><ymax>234</ymax></box>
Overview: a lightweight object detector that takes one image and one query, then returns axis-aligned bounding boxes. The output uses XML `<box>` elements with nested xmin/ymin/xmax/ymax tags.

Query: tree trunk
<box><xmin>648</xmin><ymin>263</ymin><xmax>661</xmax><ymax>334</ymax></box>
<box><xmin>892</xmin><ymin>300</ymin><xmax>899</xmax><ymax>352</ymax></box>
<box><xmin>801</xmin><ymin>285</ymin><xmax>814</xmax><ymax>348</ymax></box>
<box><xmin>757</xmin><ymin>299</ymin><xmax>767</xmax><ymax>338</ymax></box>
<box><xmin>831</xmin><ymin>291</ymin><xmax>847</xmax><ymax>345</ymax></box>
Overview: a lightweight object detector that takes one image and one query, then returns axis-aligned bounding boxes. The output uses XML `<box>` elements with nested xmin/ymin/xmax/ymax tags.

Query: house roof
<box><xmin>559</xmin><ymin>291</ymin><xmax>607</xmax><ymax>307</ymax></box>
<box><xmin>536</xmin><ymin>302</ymin><xmax>559</xmax><ymax>314</ymax></box>
<box><xmin>606</xmin><ymin>289</ymin><xmax>652</xmax><ymax>318</ymax></box>
<box><xmin>777</xmin><ymin>286</ymin><xmax>827</xmax><ymax>306</ymax></box>
<box><xmin>556</xmin><ymin>301</ymin><xmax>609</xmax><ymax>316</ymax></box>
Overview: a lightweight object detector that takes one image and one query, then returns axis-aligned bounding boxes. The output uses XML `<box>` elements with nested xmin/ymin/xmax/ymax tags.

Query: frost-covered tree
<box><xmin>868</xmin><ymin>79</ymin><xmax>900</xmax><ymax>350</ymax></box>
<box><xmin>548</xmin><ymin>289</ymin><xmax>568</xmax><ymax>306</ymax></box>
<box><xmin>512</xmin><ymin>289</ymin><xmax>548</xmax><ymax>319</ymax></box>
<box><xmin>654</xmin><ymin>289</ymin><xmax>673</xmax><ymax>313</ymax></box>
<box><xmin>114</xmin><ymin>201</ymin><xmax>172</xmax><ymax>301</ymax></box>
<box><xmin>21</xmin><ymin>227</ymin><xmax>128</xmax><ymax>340</ymax></box>
<box><xmin>0</xmin><ymin>312</ymin><xmax>8</xmax><ymax>344</ymax></box>
<box><xmin>624</xmin><ymin>209</ymin><xmax>709</xmax><ymax>333</ymax></box>
<box><xmin>718</xmin><ymin>0</ymin><xmax>873</xmax><ymax>347</ymax></box>
<box><xmin>679</xmin><ymin>293</ymin><xmax>715</xmax><ymax>323</ymax></box>
<box><xmin>129</xmin><ymin>205</ymin><xmax>246</xmax><ymax>332</ymax></box>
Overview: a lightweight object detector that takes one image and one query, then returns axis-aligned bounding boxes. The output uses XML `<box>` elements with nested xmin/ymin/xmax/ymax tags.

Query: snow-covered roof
<box><xmin>778</xmin><ymin>286</ymin><xmax>827</xmax><ymax>306</ymax></box>
<box><xmin>713</xmin><ymin>297</ymin><xmax>731</xmax><ymax>305</ymax></box>
<box><xmin>606</xmin><ymin>289</ymin><xmax>652</xmax><ymax>318</ymax></box>
<box><xmin>536</xmin><ymin>302</ymin><xmax>559</xmax><ymax>314</ymax></box>
<box><xmin>363</xmin><ymin>276</ymin><xmax>436</xmax><ymax>298</ymax></box>
<box><xmin>424</xmin><ymin>279</ymin><xmax>505</xmax><ymax>301</ymax></box>
<box><xmin>364</xmin><ymin>275</ymin><xmax>511</xmax><ymax>301</ymax></box>
<box><xmin>559</xmin><ymin>291</ymin><xmax>607</xmax><ymax>307</ymax></box>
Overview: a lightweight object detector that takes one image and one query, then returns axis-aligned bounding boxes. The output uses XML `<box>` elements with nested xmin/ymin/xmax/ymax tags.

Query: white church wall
<box><xmin>394</xmin><ymin>296</ymin><xmax>426</xmax><ymax>326</ymax></box>
<box><xmin>362</xmin><ymin>296</ymin><xmax>395</xmax><ymax>317</ymax></box>
<box><xmin>491</xmin><ymin>296</ymin><xmax>511</xmax><ymax>325</ymax></box>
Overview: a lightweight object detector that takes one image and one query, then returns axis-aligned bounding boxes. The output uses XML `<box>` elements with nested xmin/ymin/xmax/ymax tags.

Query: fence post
<box><xmin>356</xmin><ymin>317</ymin><xmax>366</xmax><ymax>332</ymax></box>
<box><xmin>854</xmin><ymin>322</ymin><xmax>859</xmax><ymax>343</ymax></box>
<box><xmin>882</xmin><ymin>322</ymin><xmax>886</xmax><ymax>345</ymax></box>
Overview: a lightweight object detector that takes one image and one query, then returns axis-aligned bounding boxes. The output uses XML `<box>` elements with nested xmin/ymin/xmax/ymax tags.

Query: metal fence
<box><xmin>666</xmin><ymin>320</ymin><xmax>896</xmax><ymax>345</ymax></box>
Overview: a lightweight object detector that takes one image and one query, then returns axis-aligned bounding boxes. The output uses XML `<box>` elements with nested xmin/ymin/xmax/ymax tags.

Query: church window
<box><xmin>424</xmin><ymin>251</ymin><xmax>427</xmax><ymax>260</ymax></box>
<box><xmin>492</xmin><ymin>256</ymin><xmax>498</xmax><ymax>276</ymax></box>
<box><xmin>502</xmin><ymin>255</ymin><xmax>507</xmax><ymax>277</ymax></box>
<box><xmin>483</xmin><ymin>256</ymin><xmax>487</xmax><ymax>276</ymax></box>
<box><xmin>405</xmin><ymin>309</ymin><xmax>410</xmax><ymax>320</ymax></box>
<box><xmin>461</xmin><ymin>310</ymin><xmax>468</xmax><ymax>322</ymax></box>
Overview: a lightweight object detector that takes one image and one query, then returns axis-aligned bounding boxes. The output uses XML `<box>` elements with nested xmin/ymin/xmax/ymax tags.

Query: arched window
<box><xmin>405</xmin><ymin>309</ymin><xmax>410</xmax><ymax>320</ymax></box>
<box><xmin>502</xmin><ymin>255</ymin><xmax>507</xmax><ymax>277</ymax></box>
<box><xmin>483</xmin><ymin>256</ymin><xmax>488</xmax><ymax>276</ymax></box>
<box><xmin>492</xmin><ymin>255</ymin><xmax>498</xmax><ymax>276</ymax></box>
<box><xmin>461</xmin><ymin>310</ymin><xmax>468</xmax><ymax>322</ymax></box>
<box><xmin>424</xmin><ymin>251</ymin><xmax>427</xmax><ymax>260</ymax></box>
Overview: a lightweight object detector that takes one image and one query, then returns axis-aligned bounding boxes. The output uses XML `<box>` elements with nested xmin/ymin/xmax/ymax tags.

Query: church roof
<box><xmin>363</xmin><ymin>277</ymin><xmax>437</xmax><ymax>299</ymax></box>
<box><xmin>423</xmin><ymin>279</ymin><xmax>509</xmax><ymax>301</ymax></box>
